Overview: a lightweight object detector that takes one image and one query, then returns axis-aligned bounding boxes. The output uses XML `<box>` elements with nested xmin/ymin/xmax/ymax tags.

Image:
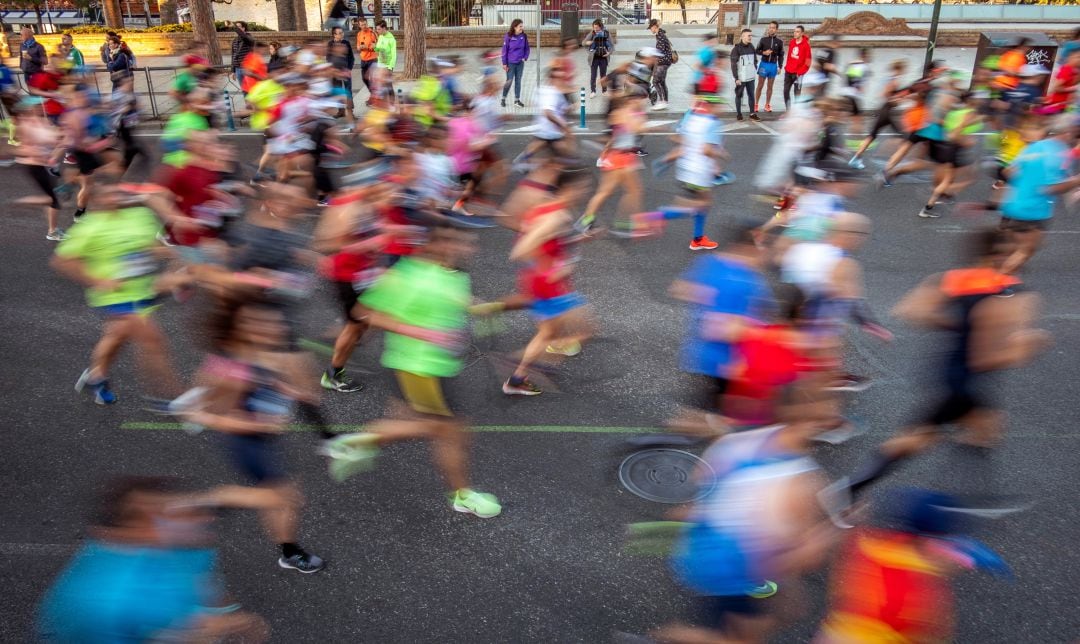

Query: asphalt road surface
<box><xmin>2</xmin><ymin>127</ymin><xmax>1079</xmax><ymax>643</ymax></box>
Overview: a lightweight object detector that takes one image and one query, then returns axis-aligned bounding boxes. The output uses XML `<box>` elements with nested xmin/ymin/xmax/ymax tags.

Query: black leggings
<box><xmin>26</xmin><ymin>164</ymin><xmax>60</xmax><ymax>209</ymax></box>
<box><xmin>867</xmin><ymin>104</ymin><xmax>903</xmax><ymax>142</ymax></box>
<box><xmin>117</xmin><ymin>121</ymin><xmax>143</xmax><ymax>169</ymax></box>
<box><xmin>783</xmin><ymin>72</ymin><xmax>801</xmax><ymax>107</ymax></box>
<box><xmin>653</xmin><ymin>64</ymin><xmax>670</xmax><ymax>102</ymax></box>
<box><xmin>590</xmin><ymin>56</ymin><xmax>609</xmax><ymax>93</ymax></box>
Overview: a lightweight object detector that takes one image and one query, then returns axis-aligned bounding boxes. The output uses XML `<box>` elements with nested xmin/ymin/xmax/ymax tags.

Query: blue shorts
<box><xmin>757</xmin><ymin>62</ymin><xmax>778</xmax><ymax>79</ymax></box>
<box><xmin>222</xmin><ymin>433</ymin><xmax>286</xmax><ymax>484</ymax></box>
<box><xmin>95</xmin><ymin>298</ymin><xmax>160</xmax><ymax>317</ymax></box>
<box><xmin>530</xmin><ymin>292</ymin><xmax>586</xmax><ymax>321</ymax></box>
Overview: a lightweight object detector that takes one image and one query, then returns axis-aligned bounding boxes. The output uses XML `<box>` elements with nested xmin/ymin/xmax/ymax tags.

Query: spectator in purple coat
<box><xmin>501</xmin><ymin>19</ymin><xmax>530</xmax><ymax>107</ymax></box>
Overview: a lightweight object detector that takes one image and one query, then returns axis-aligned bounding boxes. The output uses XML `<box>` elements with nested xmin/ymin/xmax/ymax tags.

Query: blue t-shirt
<box><xmin>1002</xmin><ymin>138</ymin><xmax>1070</xmax><ymax>221</ymax></box>
<box><xmin>38</xmin><ymin>541</ymin><xmax>217</xmax><ymax>642</ymax></box>
<box><xmin>680</xmin><ymin>255</ymin><xmax>772</xmax><ymax>378</ymax></box>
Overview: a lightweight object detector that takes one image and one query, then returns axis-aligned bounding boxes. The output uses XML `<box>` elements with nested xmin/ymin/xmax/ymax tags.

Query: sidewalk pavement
<box><xmin>7</xmin><ymin>36</ymin><xmax>979</xmax><ymax>123</ymax></box>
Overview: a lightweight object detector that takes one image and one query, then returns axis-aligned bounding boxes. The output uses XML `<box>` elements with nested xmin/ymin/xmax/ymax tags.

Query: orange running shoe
<box><xmin>764</xmin><ymin>103</ymin><xmax>773</xmax><ymax>112</ymax></box>
<box><xmin>689</xmin><ymin>236</ymin><xmax>719</xmax><ymax>251</ymax></box>
<box><xmin>753</xmin><ymin>103</ymin><xmax>759</xmax><ymax>113</ymax></box>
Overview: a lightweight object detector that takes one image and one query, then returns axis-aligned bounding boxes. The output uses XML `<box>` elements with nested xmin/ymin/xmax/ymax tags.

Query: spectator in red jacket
<box><xmin>783</xmin><ymin>25</ymin><xmax>812</xmax><ymax>109</ymax></box>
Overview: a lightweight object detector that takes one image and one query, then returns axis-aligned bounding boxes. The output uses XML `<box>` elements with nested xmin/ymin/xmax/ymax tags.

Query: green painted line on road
<box><xmin>120</xmin><ymin>422</ymin><xmax>661</xmax><ymax>434</ymax></box>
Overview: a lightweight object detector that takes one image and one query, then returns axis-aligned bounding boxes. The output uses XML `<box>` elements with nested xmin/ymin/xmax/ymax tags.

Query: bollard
<box><xmin>396</xmin><ymin>88</ymin><xmax>403</xmax><ymax>105</ymax></box>
<box><xmin>579</xmin><ymin>87</ymin><xmax>586</xmax><ymax>129</ymax></box>
<box><xmin>223</xmin><ymin>89</ymin><xmax>236</xmax><ymax>132</ymax></box>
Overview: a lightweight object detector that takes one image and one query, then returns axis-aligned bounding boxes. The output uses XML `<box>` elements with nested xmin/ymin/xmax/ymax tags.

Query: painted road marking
<box><xmin>121</xmin><ymin>422</ymin><xmax>661</xmax><ymax>434</ymax></box>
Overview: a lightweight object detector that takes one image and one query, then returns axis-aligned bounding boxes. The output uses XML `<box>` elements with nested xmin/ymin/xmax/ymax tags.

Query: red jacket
<box><xmin>784</xmin><ymin>36</ymin><xmax>812</xmax><ymax>75</ymax></box>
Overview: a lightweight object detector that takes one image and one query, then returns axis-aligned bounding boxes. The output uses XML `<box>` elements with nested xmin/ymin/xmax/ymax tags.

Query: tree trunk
<box><xmin>679</xmin><ymin>0</ymin><xmax>687</xmax><ymax>24</ymax></box>
<box><xmin>277</xmin><ymin>0</ymin><xmax>297</xmax><ymax>31</ymax></box>
<box><xmin>103</xmin><ymin>0</ymin><xmax>124</xmax><ymax>28</ymax></box>
<box><xmin>159</xmin><ymin>0</ymin><xmax>178</xmax><ymax>24</ymax></box>
<box><xmin>401</xmin><ymin>0</ymin><xmax>425</xmax><ymax>79</ymax></box>
<box><xmin>293</xmin><ymin>0</ymin><xmax>308</xmax><ymax>30</ymax></box>
<box><xmin>374</xmin><ymin>0</ymin><xmax>383</xmax><ymax>25</ymax></box>
<box><xmin>189</xmin><ymin>0</ymin><xmax>221</xmax><ymax>65</ymax></box>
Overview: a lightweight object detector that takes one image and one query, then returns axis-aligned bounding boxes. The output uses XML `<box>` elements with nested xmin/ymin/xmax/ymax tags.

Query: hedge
<box><xmin>63</xmin><ymin>21</ymin><xmax>271</xmax><ymax>35</ymax></box>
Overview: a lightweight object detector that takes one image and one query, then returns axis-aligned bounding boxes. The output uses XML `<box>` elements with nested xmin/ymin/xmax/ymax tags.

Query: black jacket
<box><xmin>19</xmin><ymin>38</ymin><xmax>46</xmax><ymax>75</ymax></box>
<box><xmin>328</xmin><ymin>38</ymin><xmax>355</xmax><ymax>70</ymax></box>
<box><xmin>231</xmin><ymin>29</ymin><xmax>255</xmax><ymax>70</ymax></box>
<box><xmin>755</xmin><ymin>35</ymin><xmax>783</xmax><ymax>67</ymax></box>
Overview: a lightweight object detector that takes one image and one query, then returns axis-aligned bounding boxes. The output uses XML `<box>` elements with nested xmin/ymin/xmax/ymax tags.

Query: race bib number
<box><xmin>118</xmin><ymin>251</ymin><xmax>158</xmax><ymax>279</ymax></box>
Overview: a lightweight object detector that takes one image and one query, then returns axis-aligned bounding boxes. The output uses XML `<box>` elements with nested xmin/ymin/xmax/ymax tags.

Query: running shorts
<box><xmin>222</xmin><ymin>433</ymin><xmax>286</xmax><ymax>484</ymax></box>
<box><xmin>999</xmin><ymin>217</ymin><xmax>1050</xmax><ymax>233</ymax></box>
<box><xmin>74</xmin><ymin>150</ymin><xmax>103</xmax><ymax>176</ymax></box>
<box><xmin>928</xmin><ymin>140</ymin><xmax>955</xmax><ymax>165</ymax></box>
<box><xmin>598</xmin><ymin>149</ymin><xmax>642</xmax><ymax>172</ymax></box>
<box><xmin>951</xmin><ymin>144</ymin><xmax>977</xmax><ymax>168</ymax></box>
<box><xmin>907</xmin><ymin>132</ymin><xmax>930</xmax><ymax>145</ymax></box>
<box><xmin>395</xmin><ymin>371</ymin><xmax>454</xmax><ymax>417</ymax></box>
<box><xmin>695</xmin><ymin>595</ymin><xmax>765</xmax><ymax>633</ymax></box>
<box><xmin>683</xmin><ymin>373</ymin><xmax>730</xmax><ymax>413</ymax></box>
<box><xmin>842</xmin><ymin>95</ymin><xmax>860</xmax><ymax>117</ymax></box>
<box><xmin>530</xmin><ymin>292</ymin><xmax>586</xmax><ymax>321</ymax></box>
<box><xmin>335</xmin><ymin>279</ymin><xmax>365</xmax><ymax>323</ymax></box>
<box><xmin>679</xmin><ymin>181</ymin><xmax>712</xmax><ymax>199</ymax></box>
<box><xmin>757</xmin><ymin>62</ymin><xmax>778</xmax><ymax>79</ymax></box>
<box><xmin>95</xmin><ymin>298</ymin><xmax>161</xmax><ymax>317</ymax></box>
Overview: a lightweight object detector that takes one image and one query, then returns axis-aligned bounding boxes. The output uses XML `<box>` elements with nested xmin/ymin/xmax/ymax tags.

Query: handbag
<box><xmin>671</xmin><ymin>50</ymin><xmax>680</xmax><ymax>64</ymax></box>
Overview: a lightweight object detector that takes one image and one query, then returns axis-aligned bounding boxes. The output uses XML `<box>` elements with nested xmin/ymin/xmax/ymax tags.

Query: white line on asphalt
<box><xmin>131</xmin><ymin>130</ymin><xmax>998</xmax><ymax>139</ymax></box>
<box><xmin>932</xmin><ymin>228</ymin><xmax>1080</xmax><ymax>234</ymax></box>
<box><xmin>0</xmin><ymin>543</ymin><xmax>74</xmax><ymax>556</ymax></box>
<box><xmin>755</xmin><ymin>122</ymin><xmax>779</xmax><ymax>136</ymax></box>
<box><xmin>645</xmin><ymin>119</ymin><xmax>677</xmax><ymax>129</ymax></box>
<box><xmin>503</xmin><ymin>124</ymin><xmax>539</xmax><ymax>133</ymax></box>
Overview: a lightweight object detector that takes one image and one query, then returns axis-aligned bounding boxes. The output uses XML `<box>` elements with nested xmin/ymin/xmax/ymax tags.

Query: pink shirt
<box><xmin>448</xmin><ymin>115</ymin><xmax>481</xmax><ymax>175</ymax></box>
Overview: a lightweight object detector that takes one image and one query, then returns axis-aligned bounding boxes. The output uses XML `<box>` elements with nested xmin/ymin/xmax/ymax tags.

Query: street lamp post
<box><xmin>923</xmin><ymin>0</ymin><xmax>943</xmax><ymax>74</ymax></box>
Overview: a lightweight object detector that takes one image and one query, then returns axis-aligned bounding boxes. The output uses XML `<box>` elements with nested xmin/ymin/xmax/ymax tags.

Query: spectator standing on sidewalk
<box><xmin>731</xmin><ymin>28</ymin><xmax>760</xmax><ymax>121</ymax></box>
<box><xmin>356</xmin><ymin>17</ymin><xmax>379</xmax><ymax>103</ymax></box>
<box><xmin>19</xmin><ymin>27</ymin><xmax>46</xmax><ymax>78</ymax></box>
<box><xmin>649</xmin><ymin>18</ymin><xmax>674</xmax><ymax>110</ymax></box>
<box><xmin>783</xmin><ymin>25</ymin><xmax>812</xmax><ymax>109</ymax></box>
<box><xmin>583</xmin><ymin>19</ymin><xmax>612</xmax><ymax>99</ymax></box>
<box><xmin>230</xmin><ymin>21</ymin><xmax>255</xmax><ymax>86</ymax></box>
<box><xmin>501</xmin><ymin>19</ymin><xmax>529</xmax><ymax>108</ymax></box>
<box><xmin>754</xmin><ymin>21</ymin><xmax>783</xmax><ymax>113</ymax></box>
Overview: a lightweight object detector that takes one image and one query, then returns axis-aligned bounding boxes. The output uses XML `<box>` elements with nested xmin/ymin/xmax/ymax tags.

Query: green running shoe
<box><xmin>747</xmin><ymin>580</ymin><xmax>778</xmax><ymax>599</ymax></box>
<box><xmin>321</xmin><ymin>433</ymin><xmax>379</xmax><ymax>482</ymax></box>
<box><xmin>451</xmin><ymin>489</ymin><xmax>502</xmax><ymax>518</ymax></box>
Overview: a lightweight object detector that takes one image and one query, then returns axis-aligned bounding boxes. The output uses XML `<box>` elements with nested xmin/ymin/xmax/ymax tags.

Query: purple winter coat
<box><xmin>502</xmin><ymin>33</ymin><xmax>530</xmax><ymax>66</ymax></box>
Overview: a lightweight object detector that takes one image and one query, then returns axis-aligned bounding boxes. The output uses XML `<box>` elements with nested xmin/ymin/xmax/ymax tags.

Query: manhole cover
<box><xmin>619</xmin><ymin>449</ymin><xmax>713</xmax><ymax>504</ymax></box>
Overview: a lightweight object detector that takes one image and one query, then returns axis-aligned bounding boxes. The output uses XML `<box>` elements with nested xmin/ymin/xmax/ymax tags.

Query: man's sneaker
<box><xmin>651</xmin><ymin>101</ymin><xmax>668</xmax><ymax>111</ymax></box>
<box><xmin>825</xmin><ymin>373</ymin><xmax>872</xmax><ymax>392</ymax></box>
<box><xmin>918</xmin><ymin>207</ymin><xmax>941</xmax><ymax>219</ymax></box>
<box><xmin>736</xmin><ymin>114</ymin><xmax>744</xmax><ymax>121</ymax></box>
<box><xmin>714</xmin><ymin>171</ymin><xmax>736</xmax><ymax>186</ymax></box>
<box><xmin>76</xmin><ymin>369</ymin><xmax>118</xmax><ymax>405</ymax></box>
<box><xmin>590</xmin><ymin>91</ymin><xmax>596</xmax><ymax>98</ymax></box>
<box><xmin>63</xmin><ymin>153</ymin><xmax>77</xmax><ymax>165</ymax></box>
<box><xmin>764</xmin><ymin>103</ymin><xmax>772</xmax><ymax>112</ymax></box>
<box><xmin>278</xmin><ymin>549</ymin><xmax>325</xmax><ymax>574</ymax></box>
<box><xmin>689</xmin><ymin>236</ymin><xmax>719</xmax><ymax>251</ymax></box>
<box><xmin>501</xmin><ymin>98</ymin><xmax>506</xmax><ymax>107</ymax></box>
<box><xmin>321</xmin><ymin>369</ymin><xmax>364</xmax><ymax>393</ymax></box>
<box><xmin>818</xmin><ymin>477</ymin><xmax>855</xmax><ymax>529</ymax></box>
<box><xmin>634</xmin><ymin>149</ymin><xmax>649</xmax><ymax>157</ymax></box>
<box><xmin>46</xmin><ymin>228</ymin><xmax>67</xmax><ymax>241</ymax></box>
<box><xmin>451</xmin><ymin>488</ymin><xmax>502</xmax><ymax>518</ymax></box>
<box><xmin>747</xmin><ymin>580</ymin><xmax>779</xmax><ymax>599</ymax></box>
<box><xmin>316</xmin><ymin>196</ymin><xmax>330</xmax><ymax>207</ymax></box>
<box><xmin>514</xmin><ymin>100</ymin><xmax>525</xmax><ymax>107</ymax></box>
<box><xmin>848</xmin><ymin>156</ymin><xmax>866</xmax><ymax>170</ymax></box>
<box><xmin>320</xmin><ymin>433</ymin><xmax>380</xmax><ymax>482</ymax></box>
<box><xmin>503</xmin><ymin>376</ymin><xmax>542</xmax><ymax>396</ymax></box>
<box><xmin>546</xmin><ymin>340</ymin><xmax>582</xmax><ymax>356</ymax></box>
<box><xmin>875</xmin><ymin>171</ymin><xmax>893</xmax><ymax>189</ymax></box>
<box><xmin>812</xmin><ymin>419</ymin><xmax>866</xmax><ymax>446</ymax></box>
<box><xmin>749</xmin><ymin>113</ymin><xmax>761</xmax><ymax>122</ymax></box>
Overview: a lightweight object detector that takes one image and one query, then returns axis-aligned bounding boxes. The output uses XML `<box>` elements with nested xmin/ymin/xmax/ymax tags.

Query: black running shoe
<box><xmin>278</xmin><ymin>549</ymin><xmax>325</xmax><ymax>574</ymax></box>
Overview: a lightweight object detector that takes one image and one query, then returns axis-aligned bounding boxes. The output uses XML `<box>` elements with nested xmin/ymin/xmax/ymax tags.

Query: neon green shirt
<box><xmin>162</xmin><ymin>110</ymin><xmax>209</xmax><ymax>168</ymax></box>
<box><xmin>374</xmin><ymin>31</ymin><xmax>397</xmax><ymax>70</ymax></box>
<box><xmin>55</xmin><ymin>207</ymin><xmax>163</xmax><ymax>308</ymax></box>
<box><xmin>360</xmin><ymin>257</ymin><xmax>470</xmax><ymax>378</ymax></box>
<box><xmin>171</xmin><ymin>70</ymin><xmax>197</xmax><ymax>96</ymax></box>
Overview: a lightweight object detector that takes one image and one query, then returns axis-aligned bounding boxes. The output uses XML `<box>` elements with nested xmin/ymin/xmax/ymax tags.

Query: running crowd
<box><xmin>6</xmin><ymin>21</ymin><xmax>1079</xmax><ymax>643</ymax></box>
